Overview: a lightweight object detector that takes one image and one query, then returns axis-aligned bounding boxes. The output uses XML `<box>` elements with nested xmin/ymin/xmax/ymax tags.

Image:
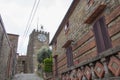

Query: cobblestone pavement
<box><xmin>12</xmin><ymin>73</ymin><xmax>43</xmax><ymax>80</ymax></box>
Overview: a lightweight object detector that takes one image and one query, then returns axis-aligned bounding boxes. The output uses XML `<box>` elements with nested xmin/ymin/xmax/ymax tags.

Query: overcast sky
<box><xmin>0</xmin><ymin>0</ymin><xmax>73</xmax><ymax>55</ymax></box>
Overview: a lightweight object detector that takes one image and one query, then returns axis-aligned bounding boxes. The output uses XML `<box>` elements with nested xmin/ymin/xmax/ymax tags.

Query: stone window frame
<box><xmin>64</xmin><ymin>21</ymin><xmax>70</xmax><ymax>34</ymax></box>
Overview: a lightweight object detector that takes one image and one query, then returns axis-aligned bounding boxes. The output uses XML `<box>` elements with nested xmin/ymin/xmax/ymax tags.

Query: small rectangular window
<box><xmin>64</xmin><ymin>21</ymin><xmax>69</xmax><ymax>34</ymax></box>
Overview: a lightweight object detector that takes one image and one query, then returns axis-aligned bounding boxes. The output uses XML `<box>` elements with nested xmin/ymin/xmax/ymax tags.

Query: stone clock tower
<box><xmin>27</xmin><ymin>29</ymin><xmax>49</xmax><ymax>73</ymax></box>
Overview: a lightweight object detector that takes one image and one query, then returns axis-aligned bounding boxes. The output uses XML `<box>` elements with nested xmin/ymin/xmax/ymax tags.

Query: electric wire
<box><xmin>24</xmin><ymin>0</ymin><xmax>40</xmax><ymax>39</ymax></box>
<box><xmin>19</xmin><ymin>0</ymin><xmax>40</xmax><ymax>55</ymax></box>
<box><xmin>23</xmin><ymin>0</ymin><xmax>37</xmax><ymax>38</ymax></box>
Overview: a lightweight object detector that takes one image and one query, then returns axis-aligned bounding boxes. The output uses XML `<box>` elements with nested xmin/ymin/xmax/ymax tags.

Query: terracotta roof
<box><xmin>50</xmin><ymin>0</ymin><xmax>80</xmax><ymax>45</ymax></box>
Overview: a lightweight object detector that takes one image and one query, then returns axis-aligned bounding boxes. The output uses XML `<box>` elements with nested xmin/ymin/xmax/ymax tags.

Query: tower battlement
<box><xmin>31</xmin><ymin>29</ymin><xmax>49</xmax><ymax>37</ymax></box>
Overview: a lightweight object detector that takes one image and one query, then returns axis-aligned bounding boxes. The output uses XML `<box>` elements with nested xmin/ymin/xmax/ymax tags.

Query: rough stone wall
<box><xmin>0</xmin><ymin>21</ymin><xmax>4</xmax><ymax>53</ymax></box>
<box><xmin>66</xmin><ymin>0</ymin><xmax>120</xmax><ymax>67</ymax></box>
<box><xmin>52</xmin><ymin>0</ymin><xmax>120</xmax><ymax>79</ymax></box>
<box><xmin>7</xmin><ymin>34</ymin><xmax>19</xmax><ymax>52</ymax></box>
<box><xmin>27</xmin><ymin>30</ymin><xmax>49</xmax><ymax>73</ymax></box>
<box><xmin>7</xmin><ymin>34</ymin><xmax>19</xmax><ymax>76</ymax></box>
<box><xmin>0</xmin><ymin>34</ymin><xmax>11</xmax><ymax>80</ymax></box>
<box><xmin>68</xmin><ymin>0</ymin><xmax>95</xmax><ymax>65</ymax></box>
<box><xmin>56</xmin><ymin>29</ymin><xmax>66</xmax><ymax>55</ymax></box>
<box><xmin>0</xmin><ymin>17</ymin><xmax>11</xmax><ymax>80</ymax></box>
<box><xmin>52</xmin><ymin>28</ymin><xmax>68</xmax><ymax>76</ymax></box>
<box><xmin>27</xmin><ymin>31</ymin><xmax>35</xmax><ymax>73</ymax></box>
<box><xmin>105</xmin><ymin>1</ymin><xmax>120</xmax><ymax>48</ymax></box>
<box><xmin>0</xmin><ymin>16</ymin><xmax>19</xmax><ymax>80</ymax></box>
<box><xmin>110</xmin><ymin>16</ymin><xmax>120</xmax><ymax>47</ymax></box>
<box><xmin>52</xmin><ymin>0</ymin><xmax>92</xmax><ymax>76</ymax></box>
<box><xmin>68</xmin><ymin>0</ymin><xmax>89</xmax><ymax>42</ymax></box>
<box><xmin>33</xmin><ymin>31</ymin><xmax>49</xmax><ymax>72</ymax></box>
<box><xmin>16</xmin><ymin>56</ymin><xmax>27</xmax><ymax>73</ymax></box>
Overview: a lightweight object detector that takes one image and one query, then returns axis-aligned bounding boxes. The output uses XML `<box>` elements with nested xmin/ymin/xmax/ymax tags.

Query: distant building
<box><xmin>16</xmin><ymin>55</ymin><xmax>28</xmax><ymax>73</ymax></box>
<box><xmin>27</xmin><ymin>29</ymin><xmax>49</xmax><ymax>73</ymax></box>
<box><xmin>50</xmin><ymin>0</ymin><xmax>120</xmax><ymax>80</ymax></box>
<box><xmin>0</xmin><ymin>15</ymin><xmax>19</xmax><ymax>80</ymax></box>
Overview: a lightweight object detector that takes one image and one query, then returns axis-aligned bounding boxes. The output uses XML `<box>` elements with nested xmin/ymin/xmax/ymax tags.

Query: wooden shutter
<box><xmin>66</xmin><ymin>47</ymin><xmax>70</xmax><ymax>67</ymax></box>
<box><xmin>66</xmin><ymin>46</ymin><xmax>74</xmax><ymax>67</ymax></box>
<box><xmin>99</xmin><ymin>17</ymin><xmax>112</xmax><ymax>49</ymax></box>
<box><xmin>69</xmin><ymin>46</ymin><xmax>74</xmax><ymax>66</ymax></box>
<box><xmin>93</xmin><ymin>16</ymin><xmax>112</xmax><ymax>53</ymax></box>
<box><xmin>54</xmin><ymin>56</ymin><xmax>58</xmax><ymax>76</ymax></box>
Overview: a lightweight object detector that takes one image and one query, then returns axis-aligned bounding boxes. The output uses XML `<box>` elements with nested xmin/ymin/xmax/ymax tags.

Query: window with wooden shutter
<box><xmin>54</xmin><ymin>55</ymin><xmax>58</xmax><ymax>77</ymax></box>
<box><xmin>66</xmin><ymin>46</ymin><xmax>74</xmax><ymax>67</ymax></box>
<box><xmin>93</xmin><ymin>16</ymin><xmax>112</xmax><ymax>53</ymax></box>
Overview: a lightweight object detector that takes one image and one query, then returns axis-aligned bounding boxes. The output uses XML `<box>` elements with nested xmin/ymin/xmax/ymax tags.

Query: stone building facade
<box><xmin>50</xmin><ymin>0</ymin><xmax>120</xmax><ymax>80</ymax></box>
<box><xmin>27</xmin><ymin>29</ymin><xmax>49</xmax><ymax>73</ymax></box>
<box><xmin>0</xmin><ymin>15</ymin><xmax>19</xmax><ymax>80</ymax></box>
<box><xmin>0</xmin><ymin>15</ymin><xmax>11</xmax><ymax>80</ymax></box>
<box><xmin>16</xmin><ymin>55</ymin><xmax>28</xmax><ymax>73</ymax></box>
<box><xmin>7</xmin><ymin>33</ymin><xmax>19</xmax><ymax>76</ymax></box>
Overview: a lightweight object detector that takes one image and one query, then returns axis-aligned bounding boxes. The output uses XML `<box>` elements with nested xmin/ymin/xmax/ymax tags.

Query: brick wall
<box><xmin>51</xmin><ymin>0</ymin><xmax>120</xmax><ymax>79</ymax></box>
<box><xmin>52</xmin><ymin>28</ymin><xmax>67</xmax><ymax>76</ymax></box>
<box><xmin>106</xmin><ymin>6</ymin><xmax>120</xmax><ymax>47</ymax></box>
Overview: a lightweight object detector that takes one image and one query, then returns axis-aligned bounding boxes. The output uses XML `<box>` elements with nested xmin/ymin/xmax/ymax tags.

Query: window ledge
<box><xmin>62</xmin><ymin>40</ymin><xmax>73</xmax><ymax>48</ymax></box>
<box><xmin>84</xmin><ymin>4</ymin><xmax>106</xmax><ymax>24</ymax></box>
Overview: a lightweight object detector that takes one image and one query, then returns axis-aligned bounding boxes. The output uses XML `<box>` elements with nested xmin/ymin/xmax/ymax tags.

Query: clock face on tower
<box><xmin>38</xmin><ymin>34</ymin><xmax>47</xmax><ymax>42</ymax></box>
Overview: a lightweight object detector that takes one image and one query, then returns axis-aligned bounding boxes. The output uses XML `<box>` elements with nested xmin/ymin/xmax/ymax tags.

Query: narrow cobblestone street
<box><xmin>12</xmin><ymin>73</ymin><xmax>43</xmax><ymax>80</ymax></box>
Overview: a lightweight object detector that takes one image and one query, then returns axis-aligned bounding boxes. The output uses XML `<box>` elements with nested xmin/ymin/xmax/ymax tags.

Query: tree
<box><xmin>37</xmin><ymin>46</ymin><xmax>52</xmax><ymax>64</ymax></box>
<box><xmin>37</xmin><ymin>46</ymin><xmax>52</xmax><ymax>79</ymax></box>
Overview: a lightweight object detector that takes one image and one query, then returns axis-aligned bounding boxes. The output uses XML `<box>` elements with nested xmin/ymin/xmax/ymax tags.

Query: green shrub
<box><xmin>43</xmin><ymin>57</ymin><xmax>52</xmax><ymax>72</ymax></box>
